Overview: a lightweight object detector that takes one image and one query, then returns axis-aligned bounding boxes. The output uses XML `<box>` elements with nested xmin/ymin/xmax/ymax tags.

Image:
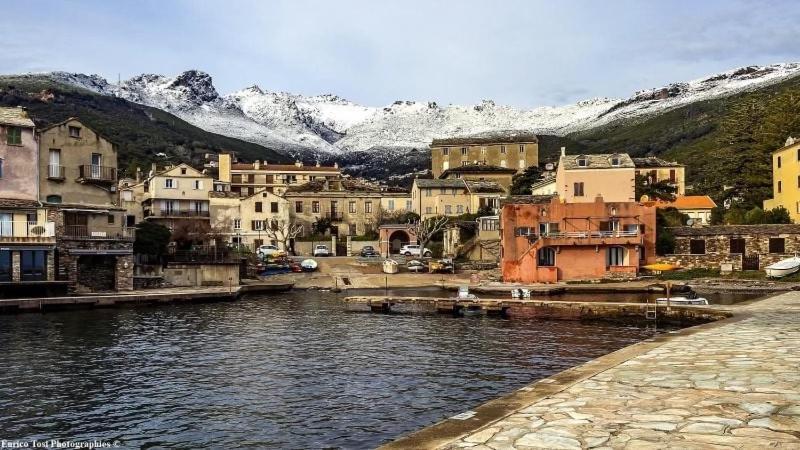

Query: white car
<box><xmin>400</xmin><ymin>244</ymin><xmax>432</xmax><ymax>257</ymax></box>
<box><xmin>313</xmin><ymin>244</ymin><xmax>331</xmax><ymax>257</ymax></box>
<box><xmin>257</xmin><ymin>244</ymin><xmax>285</xmax><ymax>258</ymax></box>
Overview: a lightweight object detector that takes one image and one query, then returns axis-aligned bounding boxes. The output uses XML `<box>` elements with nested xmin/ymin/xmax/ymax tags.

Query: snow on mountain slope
<box><xmin>43</xmin><ymin>62</ymin><xmax>800</xmax><ymax>155</ymax></box>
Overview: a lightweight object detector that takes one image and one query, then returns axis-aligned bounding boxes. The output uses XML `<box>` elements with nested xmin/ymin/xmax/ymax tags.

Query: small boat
<box><xmin>643</xmin><ymin>263</ymin><xmax>680</xmax><ymax>272</ymax></box>
<box><xmin>765</xmin><ymin>256</ymin><xmax>800</xmax><ymax>278</ymax></box>
<box><xmin>655</xmin><ymin>296</ymin><xmax>709</xmax><ymax>305</ymax></box>
<box><xmin>455</xmin><ymin>286</ymin><xmax>478</xmax><ymax>300</ymax></box>
<box><xmin>407</xmin><ymin>260</ymin><xmax>426</xmax><ymax>273</ymax></box>
<box><xmin>383</xmin><ymin>259</ymin><xmax>399</xmax><ymax>274</ymax></box>
<box><xmin>511</xmin><ymin>288</ymin><xmax>531</xmax><ymax>299</ymax></box>
<box><xmin>300</xmin><ymin>259</ymin><xmax>318</xmax><ymax>272</ymax></box>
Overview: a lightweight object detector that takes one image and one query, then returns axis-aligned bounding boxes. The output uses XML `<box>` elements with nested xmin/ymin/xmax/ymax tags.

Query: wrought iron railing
<box><xmin>47</xmin><ymin>164</ymin><xmax>65</xmax><ymax>179</ymax></box>
<box><xmin>79</xmin><ymin>165</ymin><xmax>117</xmax><ymax>182</ymax></box>
<box><xmin>63</xmin><ymin>225</ymin><xmax>135</xmax><ymax>240</ymax></box>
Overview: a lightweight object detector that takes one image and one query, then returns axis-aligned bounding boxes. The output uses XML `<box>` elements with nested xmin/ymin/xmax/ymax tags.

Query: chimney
<box><xmin>316</xmin><ymin>161</ymin><xmax>321</xmax><ymax>167</ymax></box>
<box><xmin>334</xmin><ymin>162</ymin><xmax>339</xmax><ymax>169</ymax></box>
<box><xmin>17</xmin><ymin>106</ymin><xmax>28</xmax><ymax>118</ymax></box>
<box><xmin>560</xmin><ymin>147</ymin><xmax>566</xmax><ymax>157</ymax></box>
<box><xmin>135</xmin><ymin>167</ymin><xmax>142</xmax><ymax>183</ymax></box>
<box><xmin>295</xmin><ymin>160</ymin><xmax>303</xmax><ymax>167</ymax></box>
<box><xmin>151</xmin><ymin>162</ymin><xmax>158</xmax><ymax>174</ymax></box>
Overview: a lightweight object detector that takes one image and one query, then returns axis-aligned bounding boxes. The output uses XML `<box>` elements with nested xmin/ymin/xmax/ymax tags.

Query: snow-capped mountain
<box><xmin>42</xmin><ymin>63</ymin><xmax>800</xmax><ymax>155</ymax></box>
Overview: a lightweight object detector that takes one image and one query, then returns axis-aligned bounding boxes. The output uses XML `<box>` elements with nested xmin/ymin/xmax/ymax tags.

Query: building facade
<box><xmin>501</xmin><ymin>196</ymin><xmax>657</xmax><ymax>283</ymax></box>
<box><xmin>632</xmin><ymin>157</ymin><xmax>686</xmax><ymax>196</ymax></box>
<box><xmin>210</xmin><ymin>189</ymin><xmax>290</xmax><ymax>249</ymax></box>
<box><xmin>217</xmin><ymin>153</ymin><xmax>341</xmax><ymax>196</ymax></box>
<box><xmin>430</xmin><ymin>131</ymin><xmax>539</xmax><ymax>178</ymax></box>
<box><xmin>763</xmin><ymin>138</ymin><xmax>800</xmax><ymax>222</ymax></box>
<box><xmin>652</xmin><ymin>195</ymin><xmax>717</xmax><ymax>225</ymax></box>
<box><xmin>438</xmin><ymin>164</ymin><xmax>517</xmax><ymax>192</ymax></box>
<box><xmin>140</xmin><ymin>163</ymin><xmax>214</xmax><ymax>234</ymax></box>
<box><xmin>285</xmin><ymin>179</ymin><xmax>384</xmax><ymax>237</ymax></box>
<box><xmin>555</xmin><ymin>151</ymin><xmax>636</xmax><ymax>203</ymax></box>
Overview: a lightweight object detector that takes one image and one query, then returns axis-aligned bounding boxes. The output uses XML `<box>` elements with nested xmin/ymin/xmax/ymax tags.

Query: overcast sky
<box><xmin>2</xmin><ymin>0</ymin><xmax>798</xmax><ymax>107</ymax></box>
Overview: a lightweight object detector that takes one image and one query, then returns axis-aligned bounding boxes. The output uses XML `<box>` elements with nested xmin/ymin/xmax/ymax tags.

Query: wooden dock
<box><xmin>344</xmin><ymin>296</ymin><xmax>730</xmax><ymax>326</ymax></box>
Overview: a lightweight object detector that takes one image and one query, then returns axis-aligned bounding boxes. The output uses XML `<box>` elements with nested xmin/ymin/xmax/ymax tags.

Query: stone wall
<box><xmin>663</xmin><ymin>254</ymin><xmax>743</xmax><ymax>271</ymax></box>
<box><xmin>674</xmin><ymin>232</ymin><xmax>800</xmax><ymax>270</ymax></box>
<box><xmin>57</xmin><ymin>236</ymin><xmax>134</xmax><ymax>292</ymax></box>
<box><xmin>163</xmin><ymin>263</ymin><xmax>240</xmax><ymax>287</ymax></box>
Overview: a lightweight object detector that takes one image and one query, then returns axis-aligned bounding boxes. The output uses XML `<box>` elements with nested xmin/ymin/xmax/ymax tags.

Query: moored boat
<box><xmin>382</xmin><ymin>259</ymin><xmax>399</xmax><ymax>274</ymax></box>
<box><xmin>300</xmin><ymin>259</ymin><xmax>318</xmax><ymax>272</ymax></box>
<box><xmin>765</xmin><ymin>256</ymin><xmax>800</xmax><ymax>278</ymax></box>
<box><xmin>655</xmin><ymin>296</ymin><xmax>709</xmax><ymax>305</ymax></box>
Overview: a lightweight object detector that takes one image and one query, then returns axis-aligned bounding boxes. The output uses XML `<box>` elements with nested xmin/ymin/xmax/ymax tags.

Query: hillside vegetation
<box><xmin>0</xmin><ymin>76</ymin><xmax>289</xmax><ymax>176</ymax></box>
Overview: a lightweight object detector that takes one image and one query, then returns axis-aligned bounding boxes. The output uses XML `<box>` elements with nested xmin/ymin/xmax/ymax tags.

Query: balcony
<box><xmin>78</xmin><ymin>165</ymin><xmax>117</xmax><ymax>184</ymax></box>
<box><xmin>145</xmin><ymin>210</ymin><xmax>211</xmax><ymax>219</ymax></box>
<box><xmin>325</xmin><ymin>211</ymin><xmax>344</xmax><ymax>221</ymax></box>
<box><xmin>535</xmin><ymin>230</ymin><xmax>642</xmax><ymax>246</ymax></box>
<box><xmin>0</xmin><ymin>221</ymin><xmax>56</xmax><ymax>244</ymax></box>
<box><xmin>62</xmin><ymin>225</ymin><xmax>135</xmax><ymax>241</ymax></box>
<box><xmin>47</xmin><ymin>164</ymin><xmax>65</xmax><ymax>180</ymax></box>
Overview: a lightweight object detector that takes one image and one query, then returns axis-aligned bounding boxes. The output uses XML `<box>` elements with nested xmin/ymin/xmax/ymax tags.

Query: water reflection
<box><xmin>1</xmin><ymin>292</ymin><xmax>657</xmax><ymax>449</ymax></box>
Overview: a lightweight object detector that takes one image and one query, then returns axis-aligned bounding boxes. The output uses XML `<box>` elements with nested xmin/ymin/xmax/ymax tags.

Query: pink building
<box><xmin>555</xmin><ymin>150</ymin><xmax>636</xmax><ymax>203</ymax></box>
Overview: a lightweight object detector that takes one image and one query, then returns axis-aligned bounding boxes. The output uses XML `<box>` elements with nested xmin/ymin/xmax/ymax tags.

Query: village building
<box><xmin>284</xmin><ymin>178</ymin><xmax>384</xmax><ymax>238</ymax></box>
<box><xmin>651</xmin><ymin>195</ymin><xmax>717</xmax><ymax>225</ymax></box>
<box><xmin>209</xmin><ymin>189</ymin><xmax>290</xmax><ymax>250</ymax></box>
<box><xmin>438</xmin><ymin>164</ymin><xmax>517</xmax><ymax>193</ymax></box>
<box><xmin>430</xmin><ymin>131</ymin><xmax>539</xmax><ymax>178</ymax></box>
<box><xmin>217</xmin><ymin>153</ymin><xmax>341</xmax><ymax>196</ymax></box>
<box><xmin>530</xmin><ymin>174</ymin><xmax>557</xmax><ymax>196</ymax></box>
<box><xmin>763</xmin><ymin>137</ymin><xmax>800</xmax><ymax>222</ymax></box>
<box><xmin>555</xmin><ymin>151</ymin><xmax>636</xmax><ymax>203</ymax></box>
<box><xmin>37</xmin><ymin>118</ymin><xmax>134</xmax><ymax>292</ymax></box>
<box><xmin>666</xmin><ymin>224</ymin><xmax>800</xmax><ymax>271</ymax></box>
<box><xmin>632</xmin><ymin>157</ymin><xmax>686</xmax><ymax>195</ymax></box>
<box><xmin>379</xmin><ymin>191</ymin><xmax>413</xmax><ymax>216</ymax></box>
<box><xmin>0</xmin><ymin>107</ymin><xmax>58</xmax><ymax>292</ymax></box>
<box><xmin>501</xmin><ymin>195</ymin><xmax>657</xmax><ymax>283</ymax></box>
<box><xmin>410</xmin><ymin>179</ymin><xmax>505</xmax><ymax>220</ymax></box>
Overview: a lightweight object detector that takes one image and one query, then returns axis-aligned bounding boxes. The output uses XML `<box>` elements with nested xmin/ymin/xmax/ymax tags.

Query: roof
<box><xmin>439</xmin><ymin>164</ymin><xmax>517</xmax><ymax>178</ymax></box>
<box><xmin>671</xmin><ymin>224</ymin><xmax>800</xmax><ymax>236</ymax></box>
<box><xmin>0</xmin><ymin>107</ymin><xmax>35</xmax><ymax>128</ymax></box>
<box><xmin>657</xmin><ymin>195</ymin><xmax>717</xmax><ymax>210</ymax></box>
<box><xmin>414</xmin><ymin>179</ymin><xmax>467</xmax><ymax>189</ymax></box>
<box><xmin>465</xmin><ymin>180</ymin><xmax>506</xmax><ymax>194</ymax></box>
<box><xmin>285</xmin><ymin>179</ymin><xmax>381</xmax><ymax>193</ymax></box>
<box><xmin>209</xmin><ymin>191</ymin><xmax>243</xmax><ymax>199</ymax></box>
<box><xmin>561</xmin><ymin>153</ymin><xmax>635</xmax><ymax>170</ymax></box>
<box><xmin>0</xmin><ymin>198</ymin><xmax>39</xmax><ymax>209</ymax></box>
<box><xmin>501</xmin><ymin>195</ymin><xmax>556</xmax><ymax>206</ymax></box>
<box><xmin>431</xmin><ymin>130</ymin><xmax>538</xmax><ymax>146</ymax></box>
<box><xmin>631</xmin><ymin>157</ymin><xmax>684</xmax><ymax>168</ymax></box>
<box><xmin>531</xmin><ymin>177</ymin><xmax>556</xmax><ymax>189</ymax></box>
<box><xmin>231</xmin><ymin>163</ymin><xmax>340</xmax><ymax>172</ymax></box>
<box><xmin>37</xmin><ymin>117</ymin><xmax>119</xmax><ymax>146</ymax></box>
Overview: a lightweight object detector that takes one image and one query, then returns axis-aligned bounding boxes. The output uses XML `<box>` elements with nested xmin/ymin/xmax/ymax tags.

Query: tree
<box><xmin>744</xmin><ymin>207</ymin><xmax>765</xmax><ymax>225</ymax></box>
<box><xmin>635</xmin><ymin>173</ymin><xmax>677</xmax><ymax>202</ymax></box>
<box><xmin>655</xmin><ymin>208</ymin><xmax>689</xmax><ymax>255</ymax></box>
<box><xmin>378</xmin><ymin>209</ymin><xmax>419</xmax><ymax>225</ymax></box>
<box><xmin>710</xmin><ymin>206</ymin><xmax>726</xmax><ymax>225</ymax></box>
<box><xmin>312</xmin><ymin>217</ymin><xmax>333</xmax><ymax>235</ymax></box>
<box><xmin>409</xmin><ymin>216</ymin><xmax>449</xmax><ymax>253</ymax></box>
<box><xmin>510</xmin><ymin>165</ymin><xmax>543</xmax><ymax>195</ymax></box>
<box><xmin>764</xmin><ymin>206</ymin><xmax>792</xmax><ymax>224</ymax></box>
<box><xmin>264</xmin><ymin>219</ymin><xmax>304</xmax><ymax>254</ymax></box>
<box><xmin>133</xmin><ymin>222</ymin><xmax>171</xmax><ymax>256</ymax></box>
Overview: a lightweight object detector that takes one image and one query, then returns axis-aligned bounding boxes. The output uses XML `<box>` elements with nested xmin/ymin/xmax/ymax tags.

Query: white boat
<box><xmin>456</xmin><ymin>286</ymin><xmax>478</xmax><ymax>300</ymax></box>
<box><xmin>300</xmin><ymin>259</ymin><xmax>318</xmax><ymax>272</ymax></box>
<box><xmin>383</xmin><ymin>259</ymin><xmax>399</xmax><ymax>274</ymax></box>
<box><xmin>655</xmin><ymin>296</ymin><xmax>709</xmax><ymax>305</ymax></box>
<box><xmin>765</xmin><ymin>256</ymin><xmax>800</xmax><ymax>278</ymax></box>
<box><xmin>511</xmin><ymin>288</ymin><xmax>531</xmax><ymax>299</ymax></box>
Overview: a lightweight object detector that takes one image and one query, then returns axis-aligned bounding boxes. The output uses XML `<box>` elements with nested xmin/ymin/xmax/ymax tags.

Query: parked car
<box><xmin>399</xmin><ymin>244</ymin><xmax>432</xmax><ymax>257</ymax></box>
<box><xmin>313</xmin><ymin>244</ymin><xmax>331</xmax><ymax>257</ymax></box>
<box><xmin>257</xmin><ymin>244</ymin><xmax>285</xmax><ymax>258</ymax></box>
<box><xmin>360</xmin><ymin>245</ymin><xmax>379</xmax><ymax>257</ymax></box>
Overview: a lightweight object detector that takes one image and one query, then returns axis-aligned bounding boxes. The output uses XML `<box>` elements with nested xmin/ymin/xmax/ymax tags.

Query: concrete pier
<box><xmin>382</xmin><ymin>292</ymin><xmax>800</xmax><ymax>449</ymax></box>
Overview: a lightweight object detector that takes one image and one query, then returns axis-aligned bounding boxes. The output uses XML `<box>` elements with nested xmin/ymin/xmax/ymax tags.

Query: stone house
<box><xmin>37</xmin><ymin>118</ymin><xmax>133</xmax><ymax>292</ymax></box>
<box><xmin>430</xmin><ymin>131</ymin><xmax>539</xmax><ymax>178</ymax></box>
<box><xmin>209</xmin><ymin>189</ymin><xmax>290</xmax><ymax>250</ymax></box>
<box><xmin>0</xmin><ymin>107</ymin><xmax>59</xmax><ymax>292</ymax></box>
<box><xmin>632</xmin><ymin>157</ymin><xmax>686</xmax><ymax>196</ymax></box>
<box><xmin>667</xmin><ymin>224</ymin><xmax>800</xmax><ymax>271</ymax></box>
<box><xmin>438</xmin><ymin>164</ymin><xmax>517</xmax><ymax>193</ymax></box>
<box><xmin>217</xmin><ymin>153</ymin><xmax>341</xmax><ymax>196</ymax></box>
<box><xmin>501</xmin><ymin>195</ymin><xmax>657</xmax><ymax>283</ymax></box>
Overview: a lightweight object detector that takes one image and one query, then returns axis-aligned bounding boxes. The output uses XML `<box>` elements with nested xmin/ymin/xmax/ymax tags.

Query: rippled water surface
<box><xmin>0</xmin><ymin>292</ymin><xmax>657</xmax><ymax>449</ymax></box>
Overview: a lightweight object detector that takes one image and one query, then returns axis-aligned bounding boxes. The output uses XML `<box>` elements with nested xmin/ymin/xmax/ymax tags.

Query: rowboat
<box><xmin>642</xmin><ymin>263</ymin><xmax>680</xmax><ymax>271</ymax></box>
<box><xmin>655</xmin><ymin>296</ymin><xmax>709</xmax><ymax>305</ymax></box>
<box><xmin>765</xmin><ymin>256</ymin><xmax>800</xmax><ymax>278</ymax></box>
<box><xmin>383</xmin><ymin>259</ymin><xmax>399</xmax><ymax>274</ymax></box>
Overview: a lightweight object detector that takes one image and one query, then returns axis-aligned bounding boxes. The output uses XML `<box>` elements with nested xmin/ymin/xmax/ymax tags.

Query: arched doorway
<box><xmin>388</xmin><ymin>230</ymin><xmax>410</xmax><ymax>254</ymax></box>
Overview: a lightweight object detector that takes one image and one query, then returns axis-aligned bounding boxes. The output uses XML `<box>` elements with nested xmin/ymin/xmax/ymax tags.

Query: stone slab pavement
<box><xmin>421</xmin><ymin>293</ymin><xmax>800</xmax><ymax>449</ymax></box>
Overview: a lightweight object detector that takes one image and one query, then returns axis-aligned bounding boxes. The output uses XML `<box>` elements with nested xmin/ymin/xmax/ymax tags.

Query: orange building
<box><xmin>501</xmin><ymin>195</ymin><xmax>657</xmax><ymax>283</ymax></box>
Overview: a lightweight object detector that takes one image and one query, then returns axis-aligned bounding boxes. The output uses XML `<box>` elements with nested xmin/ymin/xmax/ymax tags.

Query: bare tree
<box><xmin>408</xmin><ymin>216</ymin><xmax>449</xmax><ymax>254</ymax></box>
<box><xmin>264</xmin><ymin>219</ymin><xmax>304</xmax><ymax>254</ymax></box>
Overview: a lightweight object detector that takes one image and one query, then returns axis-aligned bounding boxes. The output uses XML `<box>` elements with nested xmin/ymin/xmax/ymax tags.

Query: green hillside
<box><xmin>0</xmin><ymin>76</ymin><xmax>289</xmax><ymax>177</ymax></box>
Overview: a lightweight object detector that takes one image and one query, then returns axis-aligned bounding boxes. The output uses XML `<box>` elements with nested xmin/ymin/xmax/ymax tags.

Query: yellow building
<box><xmin>209</xmin><ymin>190</ymin><xmax>290</xmax><ymax>249</ymax></box>
<box><xmin>217</xmin><ymin>153</ymin><xmax>341</xmax><ymax>196</ymax></box>
<box><xmin>632</xmin><ymin>157</ymin><xmax>686</xmax><ymax>196</ymax></box>
<box><xmin>133</xmin><ymin>164</ymin><xmax>214</xmax><ymax>232</ymax></box>
<box><xmin>764</xmin><ymin>138</ymin><xmax>800</xmax><ymax>222</ymax></box>
<box><xmin>430</xmin><ymin>131</ymin><xmax>539</xmax><ymax>178</ymax></box>
<box><xmin>438</xmin><ymin>164</ymin><xmax>517</xmax><ymax>193</ymax></box>
<box><xmin>410</xmin><ymin>179</ymin><xmax>504</xmax><ymax>220</ymax></box>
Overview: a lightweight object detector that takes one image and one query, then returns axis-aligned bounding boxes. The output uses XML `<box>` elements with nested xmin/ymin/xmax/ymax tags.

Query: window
<box><xmin>387</xmin><ymin>200</ymin><xmax>395</xmax><ymax>211</ymax></box>
<box><xmin>607</xmin><ymin>246</ymin><xmax>626</xmax><ymax>266</ymax></box>
<box><xmin>312</xmin><ymin>201</ymin><xmax>320</xmax><ymax>213</ymax></box>
<box><xmin>233</xmin><ymin>219</ymin><xmax>242</xmax><ymax>230</ymax></box>
<box><xmin>445</xmin><ymin>205</ymin><xmax>452</xmax><ymax>214</ymax></box>
<box><xmin>46</xmin><ymin>195</ymin><xmax>62</xmax><ymax>204</ymax></box>
<box><xmin>6</xmin><ymin>126</ymin><xmax>22</xmax><ymax>145</ymax></box>
<box><xmin>461</xmin><ymin>161</ymin><xmax>470</xmax><ymax>166</ymax></box>
<box><xmin>577</xmin><ymin>156</ymin><xmax>588</xmax><ymax>167</ymax></box>
<box><xmin>255</xmin><ymin>202</ymin><xmax>263</xmax><ymax>213</ymax></box>
<box><xmin>68</xmin><ymin>126</ymin><xmax>81</xmax><ymax>138</ymax></box>
<box><xmin>251</xmin><ymin>220</ymin><xmax>265</xmax><ymax>231</ymax></box>
<box><xmin>107</xmin><ymin>214</ymin><xmax>115</xmax><ymax>224</ymax></box>
<box><xmin>406</xmin><ymin>200</ymin><xmax>412</xmax><ymax>210</ymax></box>
<box><xmin>610</xmin><ymin>156</ymin><xmax>620</xmax><ymax>166</ymax></box>
<box><xmin>519</xmin><ymin>144</ymin><xmax>525</xmax><ymax>153</ymax></box>
<box><xmin>126</xmin><ymin>215</ymin><xmax>136</xmax><ymax>227</ymax></box>
<box><xmin>426</xmin><ymin>188</ymin><xmax>432</xmax><ymax>197</ymax></box>
<box><xmin>456</xmin><ymin>205</ymin><xmax>464</xmax><ymax>214</ymax></box>
<box><xmin>480</xmin><ymin>146</ymin><xmax>486</xmax><ymax>155</ymax></box>
<box><xmin>365</xmin><ymin>201</ymin><xmax>372</xmax><ymax>213</ymax></box>
<box><xmin>269</xmin><ymin>202</ymin><xmax>278</xmax><ymax>213</ymax></box>
<box><xmin>349</xmin><ymin>201</ymin><xmax>357</xmax><ymax>214</ymax></box>
<box><xmin>500</xmin><ymin>160</ymin><xmax>507</xmax><ymax>168</ymax></box>
<box><xmin>20</xmin><ymin>250</ymin><xmax>46</xmax><ymax>281</ymax></box>
<box><xmin>425</xmin><ymin>206</ymin><xmax>433</xmax><ymax>214</ymax></box>
<box><xmin>573</xmin><ymin>182</ymin><xmax>585</xmax><ymax>197</ymax></box>
<box><xmin>778</xmin><ymin>156</ymin><xmax>782</xmax><ymax>168</ymax></box>
<box><xmin>0</xmin><ymin>158</ymin><xmax>3</xmax><ymax>178</ymax></box>
<box><xmin>442</xmin><ymin>147</ymin><xmax>449</xmax><ymax>156</ymax></box>
<box><xmin>519</xmin><ymin>160</ymin><xmax>525</xmax><ymax>169</ymax></box>
<box><xmin>778</xmin><ymin>181</ymin><xmax>782</xmax><ymax>193</ymax></box>
<box><xmin>295</xmin><ymin>201</ymin><xmax>303</xmax><ymax>213</ymax></box>
<box><xmin>500</xmin><ymin>145</ymin><xmax>506</xmax><ymax>154</ymax></box>
<box><xmin>0</xmin><ymin>250</ymin><xmax>10</xmax><ymax>282</ymax></box>
<box><xmin>461</xmin><ymin>147</ymin><xmax>468</xmax><ymax>156</ymax></box>
<box><xmin>181</xmin><ymin>167</ymin><xmax>188</xmax><ymax>175</ymax></box>
<box><xmin>515</xmin><ymin>227</ymin><xmax>534</xmax><ymax>237</ymax></box>
<box><xmin>164</xmin><ymin>178</ymin><xmax>175</xmax><ymax>189</ymax></box>
<box><xmin>669</xmin><ymin>169</ymin><xmax>676</xmax><ymax>183</ymax></box>
<box><xmin>537</xmin><ymin>247</ymin><xmax>556</xmax><ymax>266</ymax></box>
<box><xmin>769</xmin><ymin>238</ymin><xmax>786</xmax><ymax>254</ymax></box>
<box><xmin>729</xmin><ymin>238</ymin><xmax>745</xmax><ymax>255</ymax></box>
<box><xmin>797</xmin><ymin>148</ymin><xmax>800</xmax><ymax>161</ymax></box>
<box><xmin>689</xmin><ymin>239</ymin><xmax>706</xmax><ymax>255</ymax></box>
<box><xmin>193</xmin><ymin>180</ymin><xmax>203</xmax><ymax>190</ymax></box>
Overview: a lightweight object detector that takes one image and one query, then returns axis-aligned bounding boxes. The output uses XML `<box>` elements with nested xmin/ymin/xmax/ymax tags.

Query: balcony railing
<box><xmin>146</xmin><ymin>210</ymin><xmax>210</xmax><ymax>218</ymax></box>
<box><xmin>63</xmin><ymin>225</ymin><xmax>135</xmax><ymax>240</ymax></box>
<box><xmin>166</xmin><ymin>246</ymin><xmax>240</xmax><ymax>263</ymax></box>
<box><xmin>325</xmin><ymin>211</ymin><xmax>344</xmax><ymax>221</ymax></box>
<box><xmin>544</xmin><ymin>230</ymin><xmax>639</xmax><ymax>239</ymax></box>
<box><xmin>0</xmin><ymin>221</ymin><xmax>56</xmax><ymax>240</ymax></box>
<box><xmin>78</xmin><ymin>165</ymin><xmax>117</xmax><ymax>183</ymax></box>
<box><xmin>47</xmin><ymin>164</ymin><xmax>65</xmax><ymax>180</ymax></box>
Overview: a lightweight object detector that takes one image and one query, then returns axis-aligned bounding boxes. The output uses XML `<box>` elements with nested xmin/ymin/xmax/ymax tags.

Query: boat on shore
<box><xmin>300</xmin><ymin>259</ymin><xmax>318</xmax><ymax>272</ymax></box>
<box><xmin>655</xmin><ymin>296</ymin><xmax>709</xmax><ymax>305</ymax></box>
<box><xmin>383</xmin><ymin>259</ymin><xmax>399</xmax><ymax>274</ymax></box>
<box><xmin>765</xmin><ymin>256</ymin><xmax>800</xmax><ymax>278</ymax></box>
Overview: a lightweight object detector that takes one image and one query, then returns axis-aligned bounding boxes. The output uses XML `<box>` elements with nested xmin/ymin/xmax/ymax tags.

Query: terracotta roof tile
<box><xmin>659</xmin><ymin>195</ymin><xmax>716</xmax><ymax>210</ymax></box>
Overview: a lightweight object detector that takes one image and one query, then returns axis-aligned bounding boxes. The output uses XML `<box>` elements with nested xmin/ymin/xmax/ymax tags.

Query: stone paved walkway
<box><xmin>444</xmin><ymin>293</ymin><xmax>800</xmax><ymax>449</ymax></box>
